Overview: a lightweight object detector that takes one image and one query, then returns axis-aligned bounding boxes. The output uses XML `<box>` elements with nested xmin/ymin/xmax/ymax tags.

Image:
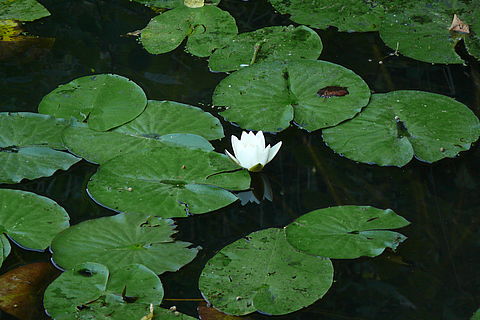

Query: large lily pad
<box><xmin>322</xmin><ymin>91</ymin><xmax>480</xmax><ymax>167</ymax></box>
<box><xmin>50</xmin><ymin>213</ymin><xmax>198</xmax><ymax>274</ymax></box>
<box><xmin>208</xmin><ymin>25</ymin><xmax>322</xmax><ymax>72</ymax></box>
<box><xmin>0</xmin><ymin>234</ymin><xmax>10</xmax><ymax>267</ymax></box>
<box><xmin>38</xmin><ymin>74</ymin><xmax>147</xmax><ymax>131</ymax></box>
<box><xmin>0</xmin><ymin>0</ymin><xmax>50</xmax><ymax>21</ymax></box>
<box><xmin>0</xmin><ymin>112</ymin><xmax>81</xmax><ymax>183</ymax></box>
<box><xmin>63</xmin><ymin>100</ymin><xmax>223</xmax><ymax>163</ymax></box>
<box><xmin>213</xmin><ymin>60</ymin><xmax>370</xmax><ymax>132</ymax></box>
<box><xmin>44</xmin><ymin>262</ymin><xmax>163</xmax><ymax>320</ymax></box>
<box><xmin>268</xmin><ymin>0</ymin><xmax>384</xmax><ymax>32</ymax></box>
<box><xmin>285</xmin><ymin>206</ymin><xmax>410</xmax><ymax>259</ymax></box>
<box><xmin>87</xmin><ymin>147</ymin><xmax>250</xmax><ymax>217</ymax></box>
<box><xmin>199</xmin><ymin>228</ymin><xmax>333</xmax><ymax>315</ymax></box>
<box><xmin>0</xmin><ymin>189</ymin><xmax>70</xmax><ymax>267</ymax></box>
<box><xmin>140</xmin><ymin>6</ymin><xmax>237</xmax><ymax>57</ymax></box>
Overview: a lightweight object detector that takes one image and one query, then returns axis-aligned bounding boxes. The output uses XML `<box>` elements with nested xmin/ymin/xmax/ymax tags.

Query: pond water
<box><xmin>0</xmin><ymin>0</ymin><xmax>479</xmax><ymax>319</ymax></box>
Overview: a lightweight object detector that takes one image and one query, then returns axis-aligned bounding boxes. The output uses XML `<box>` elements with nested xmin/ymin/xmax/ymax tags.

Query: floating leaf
<box><xmin>0</xmin><ymin>234</ymin><xmax>10</xmax><ymax>267</ymax></box>
<box><xmin>286</xmin><ymin>206</ymin><xmax>410</xmax><ymax>259</ymax></box>
<box><xmin>0</xmin><ymin>189</ymin><xmax>70</xmax><ymax>261</ymax></box>
<box><xmin>0</xmin><ymin>112</ymin><xmax>81</xmax><ymax>183</ymax></box>
<box><xmin>153</xmin><ymin>307</ymin><xmax>198</xmax><ymax>320</ymax></box>
<box><xmin>87</xmin><ymin>147</ymin><xmax>250</xmax><ymax>217</ymax></box>
<box><xmin>213</xmin><ymin>60</ymin><xmax>370</xmax><ymax>132</ymax></box>
<box><xmin>268</xmin><ymin>0</ymin><xmax>383</xmax><ymax>32</ymax></box>
<box><xmin>0</xmin><ymin>0</ymin><xmax>50</xmax><ymax>21</ymax></box>
<box><xmin>50</xmin><ymin>213</ymin><xmax>199</xmax><ymax>274</ymax></box>
<box><xmin>140</xmin><ymin>6</ymin><xmax>237</xmax><ymax>57</ymax></box>
<box><xmin>0</xmin><ymin>262</ymin><xmax>59</xmax><ymax>320</ymax></box>
<box><xmin>199</xmin><ymin>228</ymin><xmax>333</xmax><ymax>316</ymax></box>
<box><xmin>44</xmin><ymin>263</ymin><xmax>163</xmax><ymax>320</ymax></box>
<box><xmin>131</xmin><ymin>0</ymin><xmax>219</xmax><ymax>9</ymax></box>
<box><xmin>198</xmin><ymin>301</ymin><xmax>251</xmax><ymax>320</ymax></box>
<box><xmin>63</xmin><ymin>100</ymin><xmax>222</xmax><ymax>163</ymax></box>
<box><xmin>38</xmin><ymin>74</ymin><xmax>147</xmax><ymax>131</ymax></box>
<box><xmin>208</xmin><ymin>25</ymin><xmax>322</xmax><ymax>72</ymax></box>
<box><xmin>322</xmin><ymin>91</ymin><xmax>480</xmax><ymax>167</ymax></box>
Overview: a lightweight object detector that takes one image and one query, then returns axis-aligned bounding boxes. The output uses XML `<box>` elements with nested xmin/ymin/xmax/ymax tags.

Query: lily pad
<box><xmin>140</xmin><ymin>6</ymin><xmax>237</xmax><ymax>57</ymax></box>
<box><xmin>87</xmin><ymin>147</ymin><xmax>250</xmax><ymax>217</ymax></box>
<box><xmin>0</xmin><ymin>189</ymin><xmax>70</xmax><ymax>265</ymax></box>
<box><xmin>0</xmin><ymin>0</ymin><xmax>50</xmax><ymax>21</ymax></box>
<box><xmin>50</xmin><ymin>213</ymin><xmax>199</xmax><ymax>274</ymax></box>
<box><xmin>153</xmin><ymin>308</ymin><xmax>198</xmax><ymax>320</ymax></box>
<box><xmin>199</xmin><ymin>228</ymin><xmax>333</xmax><ymax>315</ymax></box>
<box><xmin>44</xmin><ymin>262</ymin><xmax>164</xmax><ymax>320</ymax></box>
<box><xmin>379</xmin><ymin>1</ymin><xmax>466</xmax><ymax>64</ymax></box>
<box><xmin>0</xmin><ymin>112</ymin><xmax>81</xmax><ymax>183</ymax></box>
<box><xmin>63</xmin><ymin>100</ymin><xmax>222</xmax><ymax>163</ymax></box>
<box><xmin>268</xmin><ymin>0</ymin><xmax>384</xmax><ymax>32</ymax></box>
<box><xmin>285</xmin><ymin>206</ymin><xmax>410</xmax><ymax>259</ymax></box>
<box><xmin>38</xmin><ymin>74</ymin><xmax>147</xmax><ymax>131</ymax></box>
<box><xmin>213</xmin><ymin>60</ymin><xmax>370</xmax><ymax>132</ymax></box>
<box><xmin>208</xmin><ymin>25</ymin><xmax>322</xmax><ymax>72</ymax></box>
<box><xmin>322</xmin><ymin>91</ymin><xmax>480</xmax><ymax>167</ymax></box>
<box><xmin>131</xmin><ymin>0</ymin><xmax>219</xmax><ymax>9</ymax></box>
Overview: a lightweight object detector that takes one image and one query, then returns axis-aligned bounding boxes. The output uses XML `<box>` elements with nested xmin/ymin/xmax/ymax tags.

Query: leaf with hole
<box><xmin>286</xmin><ymin>206</ymin><xmax>410</xmax><ymax>259</ymax></box>
<box><xmin>322</xmin><ymin>91</ymin><xmax>480</xmax><ymax>167</ymax></box>
<box><xmin>50</xmin><ymin>213</ymin><xmax>198</xmax><ymax>274</ymax></box>
<box><xmin>38</xmin><ymin>74</ymin><xmax>147</xmax><ymax>131</ymax></box>
<box><xmin>213</xmin><ymin>60</ymin><xmax>370</xmax><ymax>132</ymax></box>
<box><xmin>44</xmin><ymin>263</ymin><xmax>163</xmax><ymax>320</ymax></box>
<box><xmin>140</xmin><ymin>6</ymin><xmax>237</xmax><ymax>57</ymax></box>
<box><xmin>0</xmin><ymin>112</ymin><xmax>81</xmax><ymax>183</ymax></box>
<box><xmin>86</xmin><ymin>146</ymin><xmax>250</xmax><ymax>217</ymax></box>
<box><xmin>199</xmin><ymin>228</ymin><xmax>333</xmax><ymax>315</ymax></box>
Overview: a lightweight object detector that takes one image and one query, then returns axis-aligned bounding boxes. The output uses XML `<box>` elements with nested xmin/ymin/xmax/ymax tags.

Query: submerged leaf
<box><xmin>322</xmin><ymin>91</ymin><xmax>480</xmax><ymax>167</ymax></box>
<box><xmin>286</xmin><ymin>206</ymin><xmax>410</xmax><ymax>259</ymax></box>
<box><xmin>50</xmin><ymin>213</ymin><xmax>198</xmax><ymax>274</ymax></box>
<box><xmin>199</xmin><ymin>228</ymin><xmax>333</xmax><ymax>315</ymax></box>
<box><xmin>38</xmin><ymin>74</ymin><xmax>147</xmax><ymax>131</ymax></box>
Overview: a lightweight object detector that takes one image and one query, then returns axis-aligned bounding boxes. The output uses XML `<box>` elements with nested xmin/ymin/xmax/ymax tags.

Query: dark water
<box><xmin>1</xmin><ymin>0</ymin><xmax>479</xmax><ymax>319</ymax></box>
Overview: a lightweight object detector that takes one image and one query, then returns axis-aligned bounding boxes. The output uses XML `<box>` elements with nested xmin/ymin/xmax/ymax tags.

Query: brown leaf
<box><xmin>0</xmin><ymin>262</ymin><xmax>60</xmax><ymax>320</ymax></box>
<box><xmin>449</xmin><ymin>14</ymin><xmax>470</xmax><ymax>34</ymax></box>
<box><xmin>198</xmin><ymin>301</ymin><xmax>253</xmax><ymax>320</ymax></box>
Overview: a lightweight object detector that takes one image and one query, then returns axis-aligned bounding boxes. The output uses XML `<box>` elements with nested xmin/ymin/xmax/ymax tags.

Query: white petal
<box><xmin>266</xmin><ymin>141</ymin><xmax>282</xmax><ymax>164</ymax></box>
<box><xmin>231</xmin><ymin>135</ymin><xmax>240</xmax><ymax>158</ymax></box>
<box><xmin>255</xmin><ymin>131</ymin><xmax>266</xmax><ymax>149</ymax></box>
<box><xmin>258</xmin><ymin>144</ymin><xmax>270</xmax><ymax>166</ymax></box>
<box><xmin>225</xmin><ymin>150</ymin><xmax>240</xmax><ymax>165</ymax></box>
<box><xmin>240</xmin><ymin>131</ymin><xmax>249</xmax><ymax>143</ymax></box>
<box><xmin>235</xmin><ymin>143</ymin><xmax>256</xmax><ymax>169</ymax></box>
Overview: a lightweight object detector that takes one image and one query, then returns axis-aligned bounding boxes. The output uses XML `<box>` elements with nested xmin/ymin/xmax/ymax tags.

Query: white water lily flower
<box><xmin>225</xmin><ymin>131</ymin><xmax>282</xmax><ymax>172</ymax></box>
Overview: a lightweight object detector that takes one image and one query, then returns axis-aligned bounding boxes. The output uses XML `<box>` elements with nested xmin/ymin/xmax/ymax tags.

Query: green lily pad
<box><xmin>199</xmin><ymin>228</ymin><xmax>333</xmax><ymax>315</ymax></box>
<box><xmin>50</xmin><ymin>213</ymin><xmax>198</xmax><ymax>274</ymax></box>
<box><xmin>140</xmin><ymin>6</ymin><xmax>237</xmax><ymax>57</ymax></box>
<box><xmin>0</xmin><ymin>189</ymin><xmax>69</xmax><ymax>267</ymax></box>
<box><xmin>379</xmin><ymin>1</ymin><xmax>466</xmax><ymax>64</ymax></box>
<box><xmin>0</xmin><ymin>0</ymin><xmax>50</xmax><ymax>21</ymax></box>
<box><xmin>0</xmin><ymin>112</ymin><xmax>81</xmax><ymax>184</ymax></box>
<box><xmin>44</xmin><ymin>262</ymin><xmax>163</xmax><ymax>320</ymax></box>
<box><xmin>268</xmin><ymin>0</ymin><xmax>384</xmax><ymax>32</ymax></box>
<box><xmin>285</xmin><ymin>206</ymin><xmax>410</xmax><ymax>259</ymax></box>
<box><xmin>322</xmin><ymin>91</ymin><xmax>480</xmax><ymax>167</ymax></box>
<box><xmin>131</xmin><ymin>0</ymin><xmax>219</xmax><ymax>9</ymax></box>
<box><xmin>87</xmin><ymin>147</ymin><xmax>250</xmax><ymax>217</ymax></box>
<box><xmin>152</xmin><ymin>308</ymin><xmax>198</xmax><ymax>320</ymax></box>
<box><xmin>0</xmin><ymin>234</ymin><xmax>11</xmax><ymax>267</ymax></box>
<box><xmin>213</xmin><ymin>60</ymin><xmax>370</xmax><ymax>132</ymax></box>
<box><xmin>208</xmin><ymin>25</ymin><xmax>323</xmax><ymax>72</ymax></box>
<box><xmin>38</xmin><ymin>74</ymin><xmax>147</xmax><ymax>132</ymax></box>
<box><xmin>63</xmin><ymin>100</ymin><xmax>222</xmax><ymax>163</ymax></box>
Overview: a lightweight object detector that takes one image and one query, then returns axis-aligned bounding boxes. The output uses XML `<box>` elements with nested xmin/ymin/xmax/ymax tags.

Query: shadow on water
<box><xmin>0</xmin><ymin>0</ymin><xmax>479</xmax><ymax>319</ymax></box>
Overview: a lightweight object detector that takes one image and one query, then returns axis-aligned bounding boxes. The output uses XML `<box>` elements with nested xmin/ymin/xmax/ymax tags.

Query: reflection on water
<box><xmin>1</xmin><ymin>0</ymin><xmax>479</xmax><ymax>319</ymax></box>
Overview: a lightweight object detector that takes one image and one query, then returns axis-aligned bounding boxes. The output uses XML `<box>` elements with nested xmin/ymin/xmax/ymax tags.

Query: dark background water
<box><xmin>1</xmin><ymin>0</ymin><xmax>479</xmax><ymax>319</ymax></box>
